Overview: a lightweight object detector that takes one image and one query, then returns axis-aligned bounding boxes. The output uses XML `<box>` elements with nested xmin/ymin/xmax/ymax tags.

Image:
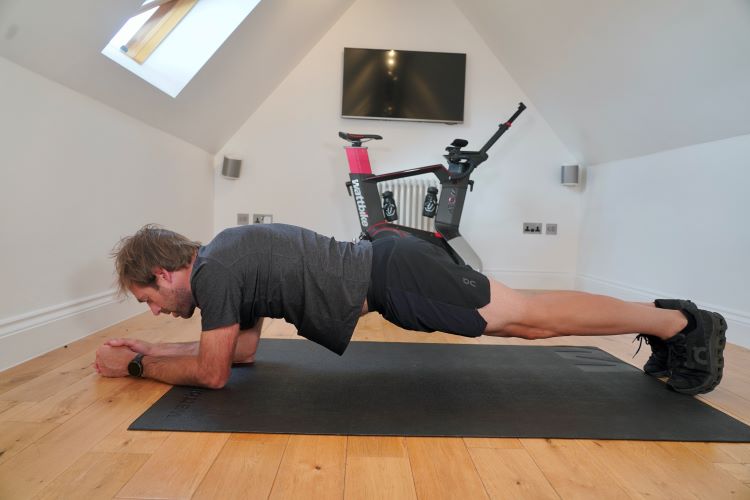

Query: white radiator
<box><xmin>378</xmin><ymin>175</ymin><xmax>440</xmax><ymax>232</ymax></box>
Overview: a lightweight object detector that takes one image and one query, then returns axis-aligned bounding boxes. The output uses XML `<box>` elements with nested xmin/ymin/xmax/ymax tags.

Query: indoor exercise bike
<box><xmin>340</xmin><ymin>102</ymin><xmax>526</xmax><ymax>271</ymax></box>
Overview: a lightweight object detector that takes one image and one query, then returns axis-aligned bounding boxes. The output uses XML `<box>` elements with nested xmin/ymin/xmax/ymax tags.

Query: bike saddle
<box><xmin>338</xmin><ymin>132</ymin><xmax>383</xmax><ymax>146</ymax></box>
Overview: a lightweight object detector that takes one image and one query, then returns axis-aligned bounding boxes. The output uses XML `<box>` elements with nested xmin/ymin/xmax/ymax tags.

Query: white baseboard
<box><xmin>0</xmin><ymin>291</ymin><xmax>143</xmax><ymax>372</ymax></box>
<box><xmin>576</xmin><ymin>274</ymin><xmax>750</xmax><ymax>349</ymax></box>
<box><xmin>484</xmin><ymin>269</ymin><xmax>575</xmax><ymax>290</ymax></box>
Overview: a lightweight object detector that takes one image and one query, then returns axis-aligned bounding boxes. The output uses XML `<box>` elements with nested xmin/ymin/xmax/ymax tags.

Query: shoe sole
<box><xmin>670</xmin><ymin>311</ymin><xmax>727</xmax><ymax>395</ymax></box>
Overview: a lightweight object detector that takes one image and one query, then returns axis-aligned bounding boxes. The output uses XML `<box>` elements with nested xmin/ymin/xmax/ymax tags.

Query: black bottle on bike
<box><xmin>422</xmin><ymin>187</ymin><xmax>438</xmax><ymax>218</ymax></box>
<box><xmin>381</xmin><ymin>191</ymin><xmax>398</xmax><ymax>222</ymax></box>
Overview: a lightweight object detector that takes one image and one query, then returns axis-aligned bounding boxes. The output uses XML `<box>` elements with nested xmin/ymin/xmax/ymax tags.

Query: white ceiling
<box><xmin>2</xmin><ymin>0</ymin><xmax>749</xmax><ymax>163</ymax></box>
<box><xmin>453</xmin><ymin>0</ymin><xmax>750</xmax><ymax>164</ymax></box>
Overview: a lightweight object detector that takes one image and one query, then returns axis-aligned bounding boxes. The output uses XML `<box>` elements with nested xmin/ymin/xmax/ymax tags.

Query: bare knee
<box><xmin>478</xmin><ymin>279</ymin><xmax>531</xmax><ymax>333</ymax></box>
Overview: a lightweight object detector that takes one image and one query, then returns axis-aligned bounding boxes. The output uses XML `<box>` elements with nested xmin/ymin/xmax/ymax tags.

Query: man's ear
<box><xmin>152</xmin><ymin>267</ymin><xmax>173</xmax><ymax>284</ymax></box>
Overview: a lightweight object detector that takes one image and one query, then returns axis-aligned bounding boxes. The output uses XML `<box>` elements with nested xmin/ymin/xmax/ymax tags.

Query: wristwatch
<box><xmin>127</xmin><ymin>353</ymin><xmax>145</xmax><ymax>377</ymax></box>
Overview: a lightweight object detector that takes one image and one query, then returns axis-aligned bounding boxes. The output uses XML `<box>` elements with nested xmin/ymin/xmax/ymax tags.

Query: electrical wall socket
<box><xmin>237</xmin><ymin>213</ymin><xmax>250</xmax><ymax>225</ymax></box>
<box><xmin>523</xmin><ymin>222</ymin><xmax>543</xmax><ymax>234</ymax></box>
<box><xmin>253</xmin><ymin>214</ymin><xmax>273</xmax><ymax>224</ymax></box>
<box><xmin>546</xmin><ymin>223</ymin><xmax>558</xmax><ymax>235</ymax></box>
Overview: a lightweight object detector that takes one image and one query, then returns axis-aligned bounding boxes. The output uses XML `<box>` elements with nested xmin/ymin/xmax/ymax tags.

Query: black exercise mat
<box><xmin>130</xmin><ymin>340</ymin><xmax>750</xmax><ymax>441</ymax></box>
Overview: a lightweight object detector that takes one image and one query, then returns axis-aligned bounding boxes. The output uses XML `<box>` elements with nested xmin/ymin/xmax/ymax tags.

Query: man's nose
<box><xmin>148</xmin><ymin>303</ymin><xmax>161</xmax><ymax>315</ymax></box>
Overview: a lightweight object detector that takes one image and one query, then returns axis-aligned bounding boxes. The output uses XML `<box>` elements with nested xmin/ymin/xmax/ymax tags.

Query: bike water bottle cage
<box><xmin>338</xmin><ymin>132</ymin><xmax>383</xmax><ymax>147</ymax></box>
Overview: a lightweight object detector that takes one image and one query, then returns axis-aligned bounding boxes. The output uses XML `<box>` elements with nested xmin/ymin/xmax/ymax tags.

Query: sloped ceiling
<box><xmin>2</xmin><ymin>1</ymin><xmax>749</xmax><ymax>163</ymax></box>
<box><xmin>454</xmin><ymin>0</ymin><xmax>750</xmax><ymax>164</ymax></box>
<box><xmin>0</xmin><ymin>0</ymin><xmax>355</xmax><ymax>153</ymax></box>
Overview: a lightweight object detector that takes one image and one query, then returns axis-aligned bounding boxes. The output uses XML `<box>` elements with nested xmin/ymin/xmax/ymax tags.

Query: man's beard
<box><xmin>168</xmin><ymin>286</ymin><xmax>196</xmax><ymax>318</ymax></box>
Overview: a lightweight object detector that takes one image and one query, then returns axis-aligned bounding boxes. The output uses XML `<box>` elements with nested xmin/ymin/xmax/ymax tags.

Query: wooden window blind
<box><xmin>120</xmin><ymin>0</ymin><xmax>198</xmax><ymax>64</ymax></box>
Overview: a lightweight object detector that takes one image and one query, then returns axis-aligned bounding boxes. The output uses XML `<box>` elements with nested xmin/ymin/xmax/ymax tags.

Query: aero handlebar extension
<box><xmin>444</xmin><ymin>102</ymin><xmax>526</xmax><ymax>180</ymax></box>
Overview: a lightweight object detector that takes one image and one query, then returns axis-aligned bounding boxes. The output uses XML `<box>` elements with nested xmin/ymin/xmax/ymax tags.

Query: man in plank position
<box><xmin>96</xmin><ymin>223</ymin><xmax>727</xmax><ymax>395</ymax></box>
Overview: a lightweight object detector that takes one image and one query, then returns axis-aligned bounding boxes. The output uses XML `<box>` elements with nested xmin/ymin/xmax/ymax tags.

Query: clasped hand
<box><xmin>94</xmin><ymin>338</ymin><xmax>153</xmax><ymax>377</ymax></box>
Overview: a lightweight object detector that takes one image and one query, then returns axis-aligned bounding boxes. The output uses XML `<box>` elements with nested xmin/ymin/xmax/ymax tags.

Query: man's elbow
<box><xmin>205</xmin><ymin>378</ymin><xmax>227</xmax><ymax>390</ymax></box>
<box><xmin>203</xmin><ymin>374</ymin><xmax>229</xmax><ymax>389</ymax></box>
<box><xmin>200</xmin><ymin>368</ymin><xmax>231</xmax><ymax>389</ymax></box>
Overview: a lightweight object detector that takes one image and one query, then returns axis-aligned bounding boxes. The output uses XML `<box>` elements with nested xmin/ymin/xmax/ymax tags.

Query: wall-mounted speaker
<box><xmin>561</xmin><ymin>164</ymin><xmax>579</xmax><ymax>186</ymax></box>
<box><xmin>221</xmin><ymin>156</ymin><xmax>242</xmax><ymax>179</ymax></box>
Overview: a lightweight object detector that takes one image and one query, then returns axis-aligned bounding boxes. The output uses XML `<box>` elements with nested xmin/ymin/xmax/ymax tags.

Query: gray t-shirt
<box><xmin>190</xmin><ymin>224</ymin><xmax>372</xmax><ymax>355</ymax></box>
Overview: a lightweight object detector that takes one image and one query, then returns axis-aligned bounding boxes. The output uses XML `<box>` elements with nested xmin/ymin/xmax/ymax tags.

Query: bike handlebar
<box><xmin>507</xmin><ymin>102</ymin><xmax>527</xmax><ymax>125</ymax></box>
<box><xmin>444</xmin><ymin>102</ymin><xmax>526</xmax><ymax>180</ymax></box>
<box><xmin>478</xmin><ymin>102</ymin><xmax>526</xmax><ymax>156</ymax></box>
<box><xmin>338</xmin><ymin>103</ymin><xmax>526</xmax><ymax>181</ymax></box>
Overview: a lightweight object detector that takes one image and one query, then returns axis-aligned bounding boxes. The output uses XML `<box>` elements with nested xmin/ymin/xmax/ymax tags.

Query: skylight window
<box><xmin>102</xmin><ymin>0</ymin><xmax>261</xmax><ymax>97</ymax></box>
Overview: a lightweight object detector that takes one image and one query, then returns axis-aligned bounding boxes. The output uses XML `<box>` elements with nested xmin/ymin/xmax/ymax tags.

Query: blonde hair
<box><xmin>111</xmin><ymin>224</ymin><xmax>200</xmax><ymax>296</ymax></box>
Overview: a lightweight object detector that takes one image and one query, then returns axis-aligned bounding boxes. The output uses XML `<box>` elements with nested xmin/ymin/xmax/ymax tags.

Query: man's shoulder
<box><xmin>207</xmin><ymin>224</ymin><xmax>276</xmax><ymax>251</ymax></box>
<box><xmin>212</xmin><ymin>223</ymin><xmax>307</xmax><ymax>243</ymax></box>
<box><xmin>196</xmin><ymin>224</ymin><xmax>309</xmax><ymax>268</ymax></box>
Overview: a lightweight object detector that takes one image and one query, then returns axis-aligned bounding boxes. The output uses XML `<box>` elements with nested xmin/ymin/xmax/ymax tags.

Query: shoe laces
<box><xmin>632</xmin><ymin>334</ymin><xmax>649</xmax><ymax>357</ymax></box>
<box><xmin>667</xmin><ymin>334</ymin><xmax>688</xmax><ymax>368</ymax></box>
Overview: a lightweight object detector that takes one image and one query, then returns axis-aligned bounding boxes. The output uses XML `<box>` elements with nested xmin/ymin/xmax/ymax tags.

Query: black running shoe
<box><xmin>634</xmin><ymin>299</ymin><xmax>695</xmax><ymax>377</ymax></box>
<box><xmin>667</xmin><ymin>306</ymin><xmax>727</xmax><ymax>396</ymax></box>
<box><xmin>634</xmin><ymin>334</ymin><xmax>669</xmax><ymax>377</ymax></box>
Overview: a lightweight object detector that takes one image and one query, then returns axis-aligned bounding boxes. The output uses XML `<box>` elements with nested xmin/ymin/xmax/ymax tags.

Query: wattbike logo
<box><xmin>352</xmin><ymin>179</ymin><xmax>369</xmax><ymax>227</ymax></box>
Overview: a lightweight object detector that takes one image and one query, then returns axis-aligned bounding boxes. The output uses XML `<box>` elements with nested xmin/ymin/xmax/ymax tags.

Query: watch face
<box><xmin>128</xmin><ymin>356</ymin><xmax>142</xmax><ymax>377</ymax></box>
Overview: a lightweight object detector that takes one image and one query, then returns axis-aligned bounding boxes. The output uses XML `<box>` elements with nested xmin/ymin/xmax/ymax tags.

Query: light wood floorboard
<box><xmin>2</xmin><ymin>299</ymin><xmax>750</xmax><ymax>499</ymax></box>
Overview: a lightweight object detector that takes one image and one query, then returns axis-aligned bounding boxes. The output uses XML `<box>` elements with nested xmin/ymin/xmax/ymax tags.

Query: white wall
<box><xmin>577</xmin><ymin>134</ymin><xmax>750</xmax><ymax>346</ymax></box>
<box><xmin>215</xmin><ymin>0</ymin><xmax>580</xmax><ymax>289</ymax></box>
<box><xmin>0</xmin><ymin>56</ymin><xmax>214</xmax><ymax>370</ymax></box>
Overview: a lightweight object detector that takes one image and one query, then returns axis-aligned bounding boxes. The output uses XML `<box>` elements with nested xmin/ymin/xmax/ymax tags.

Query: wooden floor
<box><xmin>1</xmin><ymin>308</ymin><xmax>750</xmax><ymax>499</ymax></box>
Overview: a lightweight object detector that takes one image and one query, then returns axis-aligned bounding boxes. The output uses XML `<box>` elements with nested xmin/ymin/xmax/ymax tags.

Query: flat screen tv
<box><xmin>341</xmin><ymin>47</ymin><xmax>466</xmax><ymax>123</ymax></box>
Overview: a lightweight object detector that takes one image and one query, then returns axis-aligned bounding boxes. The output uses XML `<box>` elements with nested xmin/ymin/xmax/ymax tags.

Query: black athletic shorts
<box><xmin>367</xmin><ymin>235</ymin><xmax>490</xmax><ymax>337</ymax></box>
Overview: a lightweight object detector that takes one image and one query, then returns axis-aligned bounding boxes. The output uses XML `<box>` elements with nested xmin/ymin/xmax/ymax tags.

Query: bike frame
<box><xmin>346</xmin><ymin>156</ymin><xmax>471</xmax><ymax>263</ymax></box>
<box><xmin>343</xmin><ymin>103</ymin><xmax>526</xmax><ymax>267</ymax></box>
